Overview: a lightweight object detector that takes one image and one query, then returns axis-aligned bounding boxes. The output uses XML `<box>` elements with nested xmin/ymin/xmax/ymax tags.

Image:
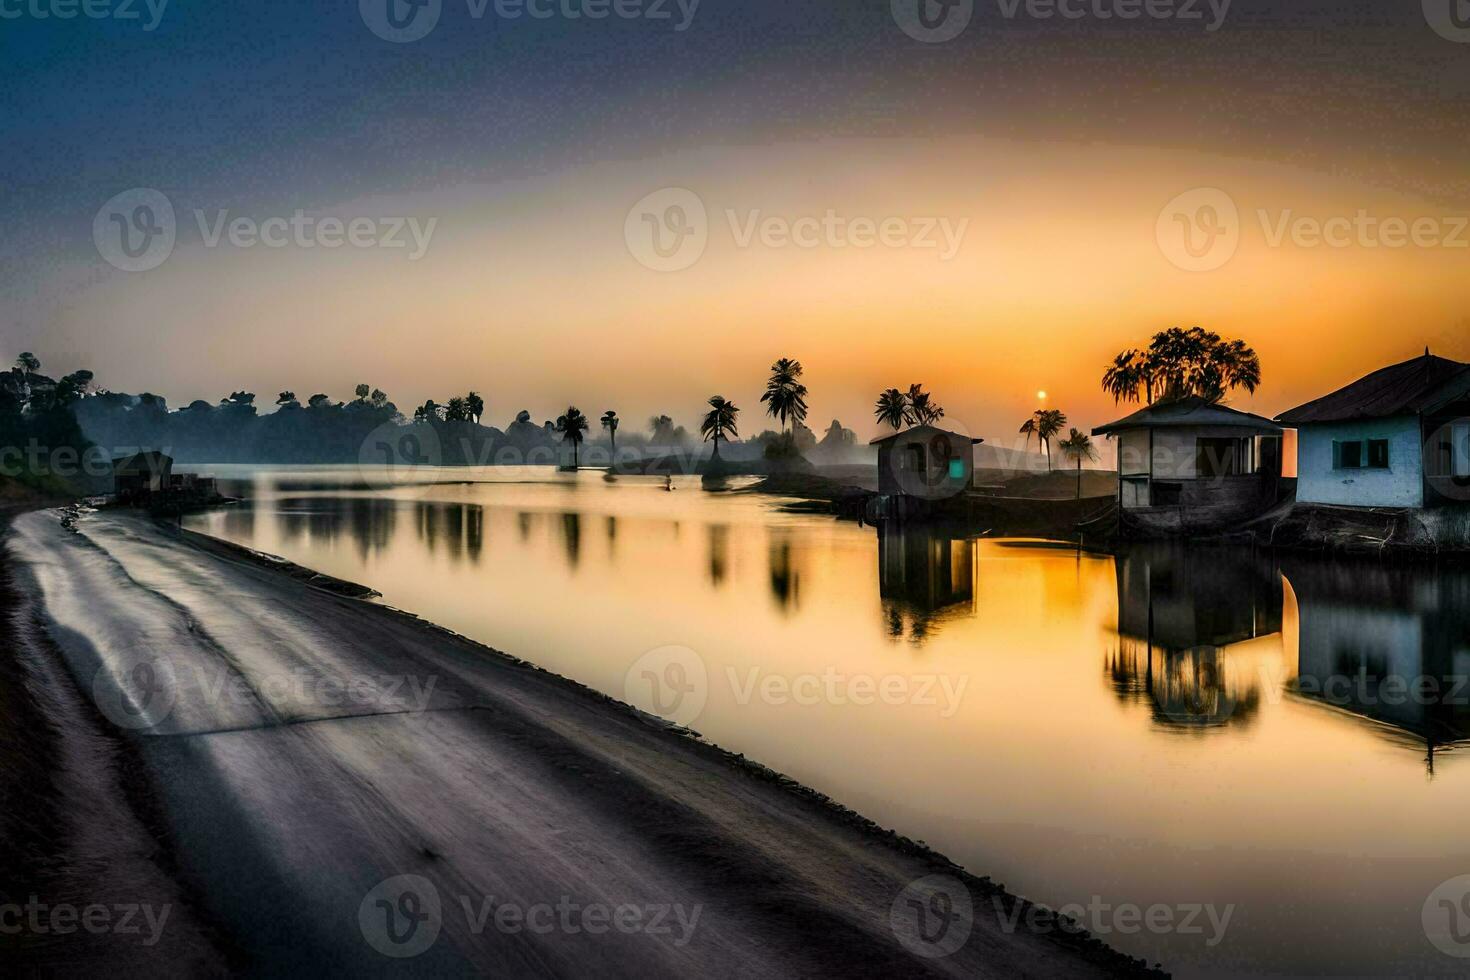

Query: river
<box><xmin>180</xmin><ymin>465</ymin><xmax>1470</xmax><ymax>976</ymax></box>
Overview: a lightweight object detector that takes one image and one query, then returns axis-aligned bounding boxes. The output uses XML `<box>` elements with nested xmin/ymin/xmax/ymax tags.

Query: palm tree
<box><xmin>1021</xmin><ymin>409</ymin><xmax>1068</xmax><ymax>468</ymax></box>
<box><xmin>466</xmin><ymin>391</ymin><xmax>484</xmax><ymax>424</ymax></box>
<box><xmin>1018</xmin><ymin>416</ymin><xmax>1038</xmax><ymax>453</ymax></box>
<box><xmin>1105</xmin><ymin>328</ymin><xmax>1259</xmax><ymax>405</ymax></box>
<box><xmin>700</xmin><ymin>396</ymin><xmax>740</xmax><ymax>458</ymax></box>
<box><xmin>555</xmin><ymin>406</ymin><xmax>589</xmax><ymax>468</ymax></box>
<box><xmin>906</xmin><ymin>384</ymin><xmax>944</xmax><ymax>425</ymax></box>
<box><xmin>1037</xmin><ymin>409</ymin><xmax>1068</xmax><ymax>469</ymax></box>
<box><xmin>601</xmin><ymin>410</ymin><xmax>619</xmax><ymax>456</ymax></box>
<box><xmin>1058</xmin><ymin>428</ymin><xmax>1098</xmax><ymax>498</ymax></box>
<box><xmin>874</xmin><ymin>388</ymin><xmax>908</xmax><ymax>430</ymax></box>
<box><xmin>445</xmin><ymin>396</ymin><xmax>470</xmax><ymax>422</ymax></box>
<box><xmin>760</xmin><ymin>358</ymin><xmax>809</xmax><ymax>432</ymax></box>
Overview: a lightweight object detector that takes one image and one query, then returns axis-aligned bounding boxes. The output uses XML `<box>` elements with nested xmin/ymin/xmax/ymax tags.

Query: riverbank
<box><xmin>4</xmin><ymin>508</ymin><xmax>1162</xmax><ymax>976</ymax></box>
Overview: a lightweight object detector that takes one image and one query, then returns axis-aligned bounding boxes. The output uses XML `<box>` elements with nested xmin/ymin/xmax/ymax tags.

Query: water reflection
<box><xmin>413</xmin><ymin>502</ymin><xmax>485</xmax><ymax>565</ymax></box>
<box><xmin>1283</xmin><ymin>557</ymin><xmax>1470</xmax><ymax>770</ymax></box>
<box><xmin>767</xmin><ymin>528</ymin><xmax>802</xmax><ymax>614</ymax></box>
<box><xmin>708</xmin><ymin>524</ymin><xmax>729</xmax><ymax>587</ymax></box>
<box><xmin>877</xmin><ymin>523</ymin><xmax>976</xmax><ymax>643</ymax></box>
<box><xmin>1106</xmin><ymin>542</ymin><xmax>1281</xmax><ymax>731</ymax></box>
<box><xmin>561</xmin><ymin>512</ymin><xmax>582</xmax><ymax>569</ymax></box>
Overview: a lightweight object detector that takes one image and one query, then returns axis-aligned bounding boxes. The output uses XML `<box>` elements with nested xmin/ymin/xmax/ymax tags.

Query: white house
<box><xmin>1276</xmin><ymin>352</ymin><xmax>1470</xmax><ymax>509</ymax></box>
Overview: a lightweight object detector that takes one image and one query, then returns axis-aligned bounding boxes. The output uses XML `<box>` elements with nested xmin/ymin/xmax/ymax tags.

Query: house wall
<box><xmin>1296</xmin><ymin>418</ymin><xmax>1424</xmax><ymax>508</ymax></box>
<box><xmin>876</xmin><ymin>431</ymin><xmax>974</xmax><ymax>500</ymax></box>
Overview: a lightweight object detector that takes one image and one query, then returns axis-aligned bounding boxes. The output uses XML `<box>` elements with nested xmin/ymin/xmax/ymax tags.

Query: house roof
<box><xmin>868</xmin><ymin>424</ymin><xmax>984</xmax><ymax>446</ymax></box>
<box><xmin>111</xmin><ymin>450</ymin><xmax>173</xmax><ymax>471</ymax></box>
<box><xmin>1275</xmin><ymin>353</ymin><xmax>1470</xmax><ymax>426</ymax></box>
<box><xmin>1092</xmin><ymin>397</ymin><xmax>1282</xmax><ymax>437</ymax></box>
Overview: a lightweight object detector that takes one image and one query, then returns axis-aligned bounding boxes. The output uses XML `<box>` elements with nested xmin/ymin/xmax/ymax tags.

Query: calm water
<box><xmin>182</xmin><ymin>465</ymin><xmax>1470</xmax><ymax>977</ymax></box>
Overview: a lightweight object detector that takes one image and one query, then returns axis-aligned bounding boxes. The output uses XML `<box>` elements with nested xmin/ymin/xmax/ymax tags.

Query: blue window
<box><xmin>948</xmin><ymin>459</ymin><xmax>965</xmax><ymax>480</ymax></box>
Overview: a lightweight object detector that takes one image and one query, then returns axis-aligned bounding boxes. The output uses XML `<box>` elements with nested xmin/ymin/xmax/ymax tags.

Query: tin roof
<box><xmin>1092</xmin><ymin>397</ymin><xmax>1282</xmax><ymax>437</ymax></box>
<box><xmin>1275</xmin><ymin>353</ymin><xmax>1470</xmax><ymax>426</ymax></box>
<box><xmin>868</xmin><ymin>424</ymin><xmax>984</xmax><ymax>446</ymax></box>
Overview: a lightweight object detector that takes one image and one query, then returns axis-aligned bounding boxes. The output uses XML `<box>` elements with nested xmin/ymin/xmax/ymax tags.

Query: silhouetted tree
<box><xmin>906</xmin><ymin>384</ymin><xmax>944</xmax><ymax>425</ymax></box>
<box><xmin>701</xmin><ymin>396</ymin><xmax>740</xmax><ymax>458</ymax></box>
<box><xmin>1058</xmin><ymin>428</ymin><xmax>1098</xmax><ymax>498</ymax></box>
<box><xmin>874</xmin><ymin>388</ymin><xmax>908</xmax><ymax>430</ymax></box>
<box><xmin>761</xmin><ymin>358</ymin><xmax>808</xmax><ymax>432</ymax></box>
<box><xmin>601</xmin><ymin>410</ymin><xmax>619</xmax><ymax>455</ymax></box>
<box><xmin>555</xmin><ymin>406</ymin><xmax>589</xmax><ymax>468</ymax></box>
<box><xmin>466</xmin><ymin>391</ymin><xmax>484</xmax><ymax>424</ymax></box>
<box><xmin>1104</xmin><ymin>328</ymin><xmax>1260</xmax><ymax>405</ymax></box>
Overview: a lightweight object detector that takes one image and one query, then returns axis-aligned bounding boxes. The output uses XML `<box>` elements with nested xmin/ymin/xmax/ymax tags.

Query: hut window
<box><xmin>902</xmin><ymin>445</ymin><xmax>925</xmax><ymax>472</ymax></box>
<box><xmin>1366</xmin><ymin>439</ymin><xmax>1390</xmax><ymax>469</ymax></box>
<box><xmin>1334</xmin><ymin>441</ymin><xmax>1363</xmax><ymax>469</ymax></box>
<box><xmin>1195</xmin><ymin>438</ymin><xmax>1240</xmax><ymax>478</ymax></box>
<box><xmin>947</xmin><ymin>458</ymin><xmax>964</xmax><ymax>481</ymax></box>
<box><xmin>1454</xmin><ymin>423</ymin><xmax>1470</xmax><ymax>477</ymax></box>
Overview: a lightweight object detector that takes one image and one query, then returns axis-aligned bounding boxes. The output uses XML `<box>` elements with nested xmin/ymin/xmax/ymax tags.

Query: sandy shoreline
<box><xmin>3</xmin><ymin>507</ymin><xmax>1163</xmax><ymax>977</ymax></box>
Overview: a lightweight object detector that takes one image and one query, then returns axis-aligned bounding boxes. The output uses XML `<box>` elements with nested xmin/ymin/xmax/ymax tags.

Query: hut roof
<box><xmin>868</xmin><ymin>424</ymin><xmax>984</xmax><ymax>446</ymax></box>
<box><xmin>1275</xmin><ymin>353</ymin><xmax>1470</xmax><ymax>426</ymax></box>
<box><xmin>1092</xmin><ymin>397</ymin><xmax>1281</xmax><ymax>437</ymax></box>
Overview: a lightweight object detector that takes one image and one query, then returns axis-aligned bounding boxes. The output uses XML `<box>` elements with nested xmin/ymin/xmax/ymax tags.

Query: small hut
<box><xmin>111</xmin><ymin>451</ymin><xmax>174</xmax><ymax>500</ymax></box>
<box><xmin>1092</xmin><ymin>398</ymin><xmax>1283</xmax><ymax>535</ymax></box>
<box><xmin>870</xmin><ymin>425</ymin><xmax>983</xmax><ymax>502</ymax></box>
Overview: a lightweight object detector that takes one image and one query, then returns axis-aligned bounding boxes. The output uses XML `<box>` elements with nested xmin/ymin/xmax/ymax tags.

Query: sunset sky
<box><xmin>4</xmin><ymin>1</ymin><xmax>1469</xmax><ymax>450</ymax></box>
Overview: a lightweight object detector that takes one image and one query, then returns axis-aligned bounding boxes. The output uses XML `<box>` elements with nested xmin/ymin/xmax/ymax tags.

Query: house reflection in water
<box><xmin>876</xmin><ymin>523</ymin><xmax>976</xmax><ymax>643</ymax></box>
<box><xmin>1106</xmin><ymin>543</ymin><xmax>1282</xmax><ymax>731</ymax></box>
<box><xmin>1281</xmin><ymin>557</ymin><xmax>1470</xmax><ymax>771</ymax></box>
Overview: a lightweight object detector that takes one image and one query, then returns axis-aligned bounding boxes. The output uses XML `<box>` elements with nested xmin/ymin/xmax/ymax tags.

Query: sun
<box><xmin>1037</xmin><ymin>390</ymin><xmax>1048</xmax><ymax>401</ymax></box>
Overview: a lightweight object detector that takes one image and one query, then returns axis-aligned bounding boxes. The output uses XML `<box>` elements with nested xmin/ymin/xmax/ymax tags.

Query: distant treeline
<box><xmin>71</xmin><ymin>388</ymin><xmax>866</xmax><ymax>467</ymax></box>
